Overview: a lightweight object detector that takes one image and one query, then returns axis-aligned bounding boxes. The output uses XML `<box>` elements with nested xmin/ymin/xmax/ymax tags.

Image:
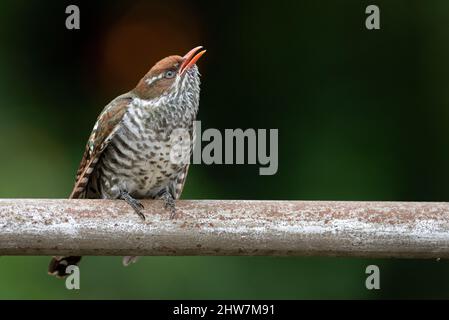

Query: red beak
<box><xmin>179</xmin><ymin>46</ymin><xmax>206</xmax><ymax>75</ymax></box>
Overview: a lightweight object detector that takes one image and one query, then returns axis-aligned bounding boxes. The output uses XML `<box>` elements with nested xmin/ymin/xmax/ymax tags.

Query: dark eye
<box><xmin>165</xmin><ymin>70</ymin><xmax>176</xmax><ymax>78</ymax></box>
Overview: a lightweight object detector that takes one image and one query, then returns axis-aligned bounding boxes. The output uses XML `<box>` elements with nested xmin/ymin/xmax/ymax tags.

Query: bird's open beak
<box><xmin>179</xmin><ymin>46</ymin><xmax>206</xmax><ymax>75</ymax></box>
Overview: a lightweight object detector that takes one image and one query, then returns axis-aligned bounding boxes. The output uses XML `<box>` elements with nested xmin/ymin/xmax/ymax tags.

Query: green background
<box><xmin>1</xmin><ymin>0</ymin><xmax>449</xmax><ymax>299</ymax></box>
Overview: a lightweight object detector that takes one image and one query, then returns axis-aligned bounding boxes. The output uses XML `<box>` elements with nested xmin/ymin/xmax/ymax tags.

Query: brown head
<box><xmin>134</xmin><ymin>46</ymin><xmax>206</xmax><ymax>100</ymax></box>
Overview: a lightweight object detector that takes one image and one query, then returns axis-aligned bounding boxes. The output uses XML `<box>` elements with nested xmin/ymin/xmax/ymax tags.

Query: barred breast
<box><xmin>96</xmin><ymin>99</ymin><xmax>193</xmax><ymax>200</ymax></box>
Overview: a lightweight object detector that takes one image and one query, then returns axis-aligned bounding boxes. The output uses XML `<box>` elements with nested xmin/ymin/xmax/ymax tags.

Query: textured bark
<box><xmin>0</xmin><ymin>199</ymin><xmax>448</xmax><ymax>258</ymax></box>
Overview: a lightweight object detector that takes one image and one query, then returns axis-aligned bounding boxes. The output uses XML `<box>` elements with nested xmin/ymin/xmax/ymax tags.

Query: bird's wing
<box><xmin>69</xmin><ymin>94</ymin><xmax>133</xmax><ymax>199</ymax></box>
<box><xmin>170</xmin><ymin>164</ymin><xmax>190</xmax><ymax>199</ymax></box>
<box><xmin>169</xmin><ymin>120</ymin><xmax>197</xmax><ymax>199</ymax></box>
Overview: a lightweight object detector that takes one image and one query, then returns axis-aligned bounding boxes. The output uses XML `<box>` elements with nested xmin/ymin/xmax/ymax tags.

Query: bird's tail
<box><xmin>48</xmin><ymin>256</ymin><xmax>82</xmax><ymax>278</ymax></box>
<box><xmin>123</xmin><ymin>256</ymin><xmax>140</xmax><ymax>266</ymax></box>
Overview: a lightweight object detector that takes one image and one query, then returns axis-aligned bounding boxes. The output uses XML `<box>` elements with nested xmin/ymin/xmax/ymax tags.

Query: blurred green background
<box><xmin>1</xmin><ymin>0</ymin><xmax>449</xmax><ymax>299</ymax></box>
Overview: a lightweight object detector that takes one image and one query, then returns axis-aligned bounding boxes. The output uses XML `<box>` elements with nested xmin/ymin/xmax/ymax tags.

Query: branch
<box><xmin>0</xmin><ymin>199</ymin><xmax>448</xmax><ymax>258</ymax></box>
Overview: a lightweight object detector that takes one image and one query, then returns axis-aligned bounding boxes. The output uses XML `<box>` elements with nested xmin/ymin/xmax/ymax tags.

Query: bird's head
<box><xmin>134</xmin><ymin>46</ymin><xmax>206</xmax><ymax>101</ymax></box>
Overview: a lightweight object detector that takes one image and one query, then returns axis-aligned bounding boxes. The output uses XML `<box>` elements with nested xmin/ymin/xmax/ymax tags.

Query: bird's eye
<box><xmin>165</xmin><ymin>70</ymin><xmax>176</xmax><ymax>79</ymax></box>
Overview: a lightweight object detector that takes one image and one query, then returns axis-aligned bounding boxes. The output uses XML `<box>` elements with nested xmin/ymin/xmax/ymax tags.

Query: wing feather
<box><xmin>169</xmin><ymin>120</ymin><xmax>196</xmax><ymax>199</ymax></box>
<box><xmin>69</xmin><ymin>94</ymin><xmax>133</xmax><ymax>199</ymax></box>
<box><xmin>170</xmin><ymin>164</ymin><xmax>190</xmax><ymax>199</ymax></box>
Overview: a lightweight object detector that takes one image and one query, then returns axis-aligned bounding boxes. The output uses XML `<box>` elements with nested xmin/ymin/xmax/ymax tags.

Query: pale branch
<box><xmin>0</xmin><ymin>199</ymin><xmax>448</xmax><ymax>258</ymax></box>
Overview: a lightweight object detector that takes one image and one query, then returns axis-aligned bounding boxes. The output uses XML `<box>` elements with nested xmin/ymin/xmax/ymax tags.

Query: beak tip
<box><xmin>180</xmin><ymin>46</ymin><xmax>206</xmax><ymax>74</ymax></box>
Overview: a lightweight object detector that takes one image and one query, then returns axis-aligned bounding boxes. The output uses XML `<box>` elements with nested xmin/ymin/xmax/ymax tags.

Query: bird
<box><xmin>48</xmin><ymin>46</ymin><xmax>206</xmax><ymax>277</ymax></box>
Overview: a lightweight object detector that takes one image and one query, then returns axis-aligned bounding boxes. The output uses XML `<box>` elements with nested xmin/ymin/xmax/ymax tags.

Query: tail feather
<box><xmin>48</xmin><ymin>256</ymin><xmax>82</xmax><ymax>278</ymax></box>
<box><xmin>123</xmin><ymin>256</ymin><xmax>140</xmax><ymax>266</ymax></box>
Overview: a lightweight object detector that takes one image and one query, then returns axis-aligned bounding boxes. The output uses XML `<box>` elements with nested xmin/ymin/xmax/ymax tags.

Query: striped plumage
<box><xmin>48</xmin><ymin>47</ymin><xmax>205</xmax><ymax>277</ymax></box>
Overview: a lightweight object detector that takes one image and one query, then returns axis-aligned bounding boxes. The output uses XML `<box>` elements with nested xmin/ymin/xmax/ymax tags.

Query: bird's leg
<box><xmin>158</xmin><ymin>189</ymin><xmax>177</xmax><ymax>219</ymax></box>
<box><xmin>119</xmin><ymin>190</ymin><xmax>145</xmax><ymax>221</ymax></box>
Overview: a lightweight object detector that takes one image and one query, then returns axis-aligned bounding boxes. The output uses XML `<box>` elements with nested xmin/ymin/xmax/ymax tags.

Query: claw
<box><xmin>166</xmin><ymin>201</ymin><xmax>177</xmax><ymax>219</ymax></box>
<box><xmin>120</xmin><ymin>190</ymin><xmax>145</xmax><ymax>221</ymax></box>
<box><xmin>135</xmin><ymin>201</ymin><xmax>145</xmax><ymax>210</ymax></box>
<box><xmin>169</xmin><ymin>208</ymin><xmax>177</xmax><ymax>219</ymax></box>
<box><xmin>159</xmin><ymin>190</ymin><xmax>177</xmax><ymax>219</ymax></box>
<box><xmin>135</xmin><ymin>209</ymin><xmax>146</xmax><ymax>221</ymax></box>
<box><xmin>131</xmin><ymin>202</ymin><xmax>145</xmax><ymax>221</ymax></box>
<box><xmin>134</xmin><ymin>200</ymin><xmax>143</xmax><ymax>209</ymax></box>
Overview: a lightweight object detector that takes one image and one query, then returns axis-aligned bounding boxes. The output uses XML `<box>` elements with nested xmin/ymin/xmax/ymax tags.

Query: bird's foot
<box><xmin>159</xmin><ymin>191</ymin><xmax>177</xmax><ymax>219</ymax></box>
<box><xmin>120</xmin><ymin>190</ymin><xmax>145</xmax><ymax>221</ymax></box>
